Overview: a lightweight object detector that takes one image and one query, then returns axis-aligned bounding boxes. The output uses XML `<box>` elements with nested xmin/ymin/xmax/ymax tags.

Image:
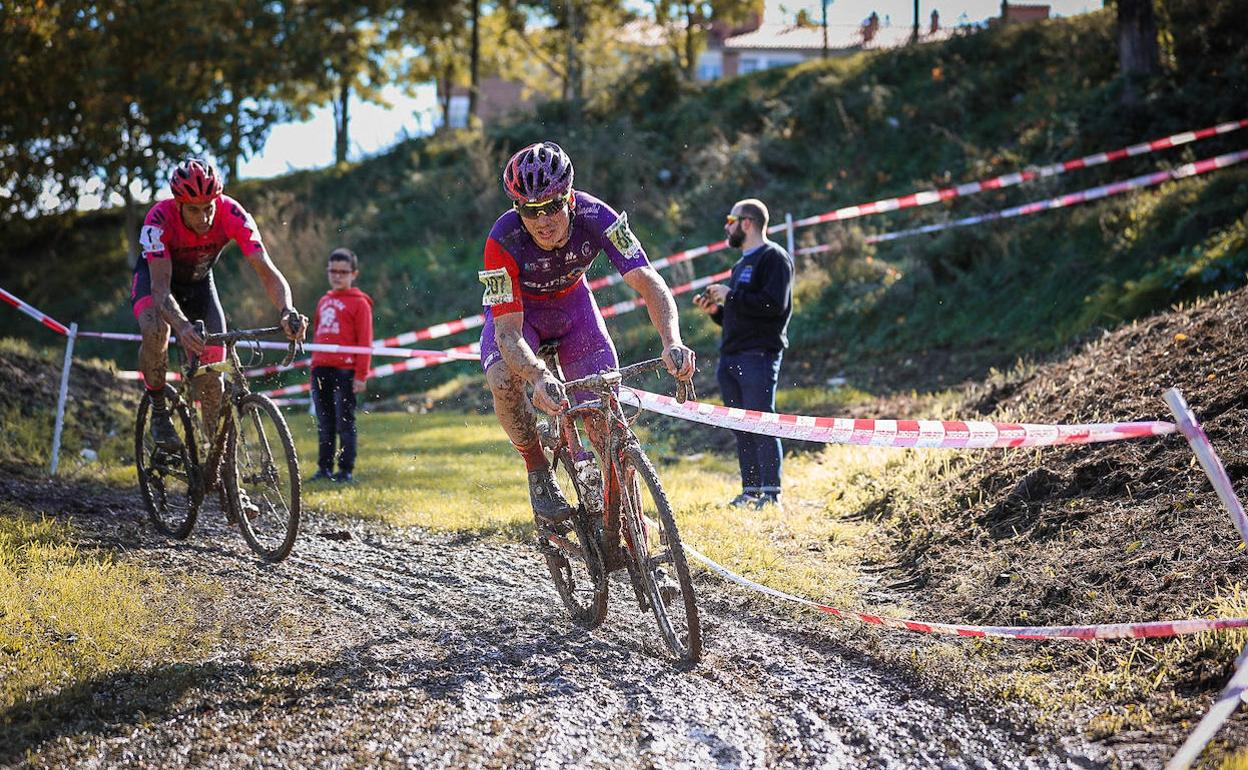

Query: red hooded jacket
<box><xmin>311</xmin><ymin>287</ymin><xmax>374</xmax><ymax>381</ymax></box>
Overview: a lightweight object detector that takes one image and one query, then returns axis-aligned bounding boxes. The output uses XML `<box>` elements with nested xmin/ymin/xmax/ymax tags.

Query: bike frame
<box><xmin>175</xmin><ymin>325</ymin><xmax>295</xmax><ymax>501</ymax></box>
<box><xmin>545</xmin><ymin>360</ymin><xmax>666</xmax><ymax>587</ymax></box>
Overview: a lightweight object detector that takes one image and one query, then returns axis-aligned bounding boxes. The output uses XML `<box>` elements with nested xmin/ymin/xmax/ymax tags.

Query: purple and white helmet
<box><xmin>502</xmin><ymin>141</ymin><xmax>574</xmax><ymax>204</ymax></box>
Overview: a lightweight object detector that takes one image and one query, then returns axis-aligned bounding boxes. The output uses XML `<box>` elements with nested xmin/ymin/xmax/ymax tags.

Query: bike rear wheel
<box><xmin>232</xmin><ymin>394</ymin><xmax>301</xmax><ymax>562</ymax></box>
<box><xmin>543</xmin><ymin>451</ymin><xmax>609</xmax><ymax>628</ymax></box>
<box><xmin>134</xmin><ymin>388</ymin><xmax>201</xmax><ymax>539</ymax></box>
<box><xmin>620</xmin><ymin>444</ymin><xmax>701</xmax><ymax>665</ymax></box>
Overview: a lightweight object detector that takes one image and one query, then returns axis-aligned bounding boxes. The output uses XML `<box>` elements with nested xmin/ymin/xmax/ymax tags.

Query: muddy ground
<box><xmin>0</xmin><ymin>474</ymin><xmax>1110</xmax><ymax>770</ymax></box>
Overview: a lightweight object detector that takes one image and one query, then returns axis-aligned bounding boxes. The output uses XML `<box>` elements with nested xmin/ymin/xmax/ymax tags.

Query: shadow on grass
<box><xmin>0</xmin><ymin>660</ymin><xmax>218</xmax><ymax>763</ymax></box>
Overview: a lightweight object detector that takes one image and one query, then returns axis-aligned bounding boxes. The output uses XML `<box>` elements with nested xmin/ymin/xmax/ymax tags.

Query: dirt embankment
<box><xmin>868</xmin><ymin>287</ymin><xmax>1248</xmax><ymax>756</ymax></box>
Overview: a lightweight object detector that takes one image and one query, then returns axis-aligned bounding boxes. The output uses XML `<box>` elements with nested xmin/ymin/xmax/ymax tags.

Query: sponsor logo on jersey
<box><xmin>738</xmin><ymin>265</ymin><xmax>754</xmax><ymax>284</ymax></box>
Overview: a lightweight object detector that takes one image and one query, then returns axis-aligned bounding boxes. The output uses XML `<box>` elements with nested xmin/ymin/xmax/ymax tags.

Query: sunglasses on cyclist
<box><xmin>725</xmin><ymin>213</ymin><xmax>744</xmax><ymax>226</ymax></box>
<box><xmin>327</xmin><ymin>268</ymin><xmax>353</xmax><ymax>275</ymax></box>
<box><xmin>515</xmin><ymin>193</ymin><xmax>571</xmax><ymax>219</ymax></box>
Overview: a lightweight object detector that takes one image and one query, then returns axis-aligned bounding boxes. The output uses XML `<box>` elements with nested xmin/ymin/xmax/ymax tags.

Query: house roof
<box><xmin>720</xmin><ymin>22</ymin><xmax>953</xmax><ymax>53</ymax></box>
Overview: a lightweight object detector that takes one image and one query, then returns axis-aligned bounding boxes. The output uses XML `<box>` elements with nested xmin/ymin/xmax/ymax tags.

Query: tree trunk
<box><xmin>226</xmin><ymin>99</ymin><xmax>241</xmax><ymax>184</ymax></box>
<box><xmin>1117</xmin><ymin>0</ymin><xmax>1160</xmax><ymax>78</ymax></box>
<box><xmin>684</xmin><ymin>4</ymin><xmax>696</xmax><ymax>79</ymax></box>
<box><xmin>333</xmin><ymin>80</ymin><xmax>350</xmax><ymax>164</ymax></box>
<box><xmin>122</xmin><ymin>176</ymin><xmax>140</xmax><ymax>269</ymax></box>
<box><xmin>821</xmin><ymin>0</ymin><xmax>828</xmax><ymax>58</ymax></box>
<box><xmin>469</xmin><ymin>0</ymin><xmax>481</xmax><ymax>125</ymax></box>
<box><xmin>566</xmin><ymin>0</ymin><xmax>581</xmax><ymax>103</ymax></box>
<box><xmin>440</xmin><ymin>68</ymin><xmax>453</xmax><ymax>132</ymax></box>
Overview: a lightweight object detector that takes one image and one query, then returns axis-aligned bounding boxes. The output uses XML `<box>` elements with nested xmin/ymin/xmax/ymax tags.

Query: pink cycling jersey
<box><xmin>139</xmin><ymin>195</ymin><xmax>265</xmax><ymax>284</ymax></box>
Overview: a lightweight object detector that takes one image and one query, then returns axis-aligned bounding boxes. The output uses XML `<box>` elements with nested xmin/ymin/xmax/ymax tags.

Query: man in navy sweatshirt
<box><xmin>693</xmin><ymin>199</ymin><xmax>794</xmax><ymax>509</ymax></box>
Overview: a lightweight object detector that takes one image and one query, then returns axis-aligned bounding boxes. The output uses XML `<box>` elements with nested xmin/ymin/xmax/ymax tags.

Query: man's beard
<box><xmin>728</xmin><ymin>225</ymin><xmax>745</xmax><ymax>249</ymax></box>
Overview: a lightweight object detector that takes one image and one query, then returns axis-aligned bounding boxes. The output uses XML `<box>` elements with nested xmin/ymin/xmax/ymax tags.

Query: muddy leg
<box><xmin>486</xmin><ymin>360</ymin><xmax>540</xmax><ymax>450</ymax></box>
<box><xmin>137</xmin><ymin>306</ymin><xmax>171</xmax><ymax>389</ymax></box>
<box><xmin>194</xmin><ymin>371</ymin><xmax>224</xmax><ymax>436</ymax></box>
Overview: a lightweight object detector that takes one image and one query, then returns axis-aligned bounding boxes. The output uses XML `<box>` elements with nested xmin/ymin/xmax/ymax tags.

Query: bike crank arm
<box><xmin>540</xmin><ymin>531</ymin><xmax>587</xmax><ymax>562</ymax></box>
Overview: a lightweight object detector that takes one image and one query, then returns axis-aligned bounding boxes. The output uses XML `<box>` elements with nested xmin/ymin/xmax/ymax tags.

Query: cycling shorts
<box><xmin>480</xmin><ymin>282</ymin><xmax>618</xmax><ymax>388</ymax></box>
<box><xmin>131</xmin><ymin>258</ymin><xmax>226</xmax><ymax>364</ymax></box>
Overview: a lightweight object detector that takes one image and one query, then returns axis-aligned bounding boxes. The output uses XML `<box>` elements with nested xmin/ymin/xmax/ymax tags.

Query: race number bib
<box><xmin>478</xmin><ymin>268</ymin><xmax>514</xmax><ymax>306</ymax></box>
<box><xmin>140</xmin><ymin>225</ymin><xmax>166</xmax><ymax>253</ymax></box>
<box><xmin>604</xmin><ymin>212</ymin><xmax>642</xmax><ymax>259</ymax></box>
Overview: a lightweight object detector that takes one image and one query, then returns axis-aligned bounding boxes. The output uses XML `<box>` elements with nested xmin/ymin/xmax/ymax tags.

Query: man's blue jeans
<box><xmin>716</xmin><ymin>350</ymin><xmax>783</xmax><ymax>496</ymax></box>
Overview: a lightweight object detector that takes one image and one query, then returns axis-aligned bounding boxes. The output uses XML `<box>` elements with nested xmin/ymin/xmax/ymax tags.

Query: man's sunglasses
<box><xmin>725</xmin><ymin>213</ymin><xmax>749</xmax><ymax>226</ymax></box>
<box><xmin>515</xmin><ymin>194</ymin><xmax>571</xmax><ymax>219</ymax></box>
<box><xmin>327</xmin><ymin>267</ymin><xmax>354</xmax><ymax>275</ymax></box>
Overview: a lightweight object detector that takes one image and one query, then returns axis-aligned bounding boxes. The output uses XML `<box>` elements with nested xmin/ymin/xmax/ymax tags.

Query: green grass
<box><xmin>286</xmin><ymin>408</ymin><xmax>921</xmax><ymax>613</ymax></box>
<box><xmin>0</xmin><ymin>503</ymin><xmax>214</xmax><ymax>711</ymax></box>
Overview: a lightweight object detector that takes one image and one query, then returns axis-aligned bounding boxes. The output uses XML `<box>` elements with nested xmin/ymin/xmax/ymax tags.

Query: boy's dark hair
<box><xmin>328</xmin><ymin>247</ymin><xmax>358</xmax><ymax>270</ymax></box>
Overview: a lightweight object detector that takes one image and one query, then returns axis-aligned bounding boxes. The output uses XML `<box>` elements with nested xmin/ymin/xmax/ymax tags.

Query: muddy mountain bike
<box><xmin>134</xmin><ymin>321</ymin><xmax>304</xmax><ymax>562</ymax></box>
<box><xmin>535</xmin><ymin>346</ymin><xmax>702</xmax><ymax>665</ymax></box>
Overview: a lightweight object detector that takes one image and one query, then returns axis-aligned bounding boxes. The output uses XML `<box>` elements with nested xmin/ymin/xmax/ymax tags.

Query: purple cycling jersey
<box><xmin>478</xmin><ymin>190</ymin><xmax>649</xmax><ymax>378</ymax></box>
<box><xmin>478</xmin><ymin>190</ymin><xmax>649</xmax><ymax>313</ymax></box>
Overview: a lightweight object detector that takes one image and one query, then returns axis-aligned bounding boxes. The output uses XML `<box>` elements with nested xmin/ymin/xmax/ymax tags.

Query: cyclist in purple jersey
<box><xmin>479</xmin><ymin>141</ymin><xmax>696</xmax><ymax>522</ymax></box>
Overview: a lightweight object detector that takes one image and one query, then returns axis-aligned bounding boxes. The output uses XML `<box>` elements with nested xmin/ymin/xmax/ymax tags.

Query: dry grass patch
<box><xmin>0</xmin><ymin>502</ymin><xmax>214</xmax><ymax>711</ymax></box>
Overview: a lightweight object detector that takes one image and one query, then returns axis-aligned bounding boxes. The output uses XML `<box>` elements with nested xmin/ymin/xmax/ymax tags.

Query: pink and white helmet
<box><xmin>502</xmin><ymin>142</ymin><xmax>574</xmax><ymax>204</ymax></box>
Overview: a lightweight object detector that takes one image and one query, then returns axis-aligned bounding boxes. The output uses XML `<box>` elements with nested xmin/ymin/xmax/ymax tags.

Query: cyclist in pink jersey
<box><xmin>132</xmin><ymin>158</ymin><xmax>306</xmax><ymax>448</ymax></box>
<box><xmin>480</xmin><ymin>141</ymin><xmax>696</xmax><ymax>522</ymax></box>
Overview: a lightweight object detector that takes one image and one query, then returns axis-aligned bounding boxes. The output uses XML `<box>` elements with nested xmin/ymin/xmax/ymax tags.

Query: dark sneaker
<box><xmin>332</xmin><ymin>471</ymin><xmax>354</xmax><ymax>483</ymax></box>
<box><xmin>307</xmin><ymin>469</ymin><xmax>335</xmax><ymax>483</ymax></box>
<box><xmin>149</xmin><ymin>408</ymin><xmax>182</xmax><ymax>450</ymax></box>
<box><xmin>528</xmin><ymin>468</ymin><xmax>571</xmax><ymax>524</ymax></box>
<box><xmin>753</xmin><ymin>493</ymin><xmax>783</xmax><ymax>511</ymax></box>
<box><xmin>727</xmin><ymin>492</ymin><xmax>760</xmax><ymax>508</ymax></box>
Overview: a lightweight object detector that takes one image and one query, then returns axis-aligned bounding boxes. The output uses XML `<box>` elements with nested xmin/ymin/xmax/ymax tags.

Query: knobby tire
<box><xmin>134</xmin><ymin>388</ymin><xmax>200</xmax><ymax>539</ymax></box>
<box><xmin>233</xmin><ymin>394</ymin><xmax>301</xmax><ymax>562</ymax></box>
<box><xmin>620</xmin><ymin>444</ymin><xmax>701</xmax><ymax>665</ymax></box>
<box><xmin>544</xmin><ymin>449</ymin><xmax>609</xmax><ymax>628</ymax></box>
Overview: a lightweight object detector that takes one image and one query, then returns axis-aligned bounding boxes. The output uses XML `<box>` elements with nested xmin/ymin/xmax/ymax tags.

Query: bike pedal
<box><xmin>534</xmin><ymin>535</ymin><xmax>561</xmax><ymax>557</ymax></box>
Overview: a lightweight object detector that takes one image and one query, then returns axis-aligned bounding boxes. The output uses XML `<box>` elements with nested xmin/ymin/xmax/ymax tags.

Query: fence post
<box><xmin>785</xmin><ymin>212</ymin><xmax>795</xmax><ymax>257</ymax></box>
<box><xmin>49</xmin><ymin>322</ymin><xmax>78</xmax><ymax>476</ymax></box>
<box><xmin>1164</xmin><ymin>387</ymin><xmax>1248</xmax><ymax>549</ymax></box>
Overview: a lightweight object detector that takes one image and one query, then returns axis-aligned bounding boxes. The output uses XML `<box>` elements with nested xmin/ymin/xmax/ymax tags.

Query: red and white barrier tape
<box><xmin>1</xmin><ymin>287</ymin><xmax>70</xmax><ymax>336</ymax></box>
<box><xmin>624</xmin><ymin>388</ymin><xmax>1174</xmax><ymax>448</ymax></box>
<box><xmin>259</xmin><ymin>342</ymin><xmax>481</xmax><ymax>397</ymax></box>
<box><xmin>310</xmin><ymin>119</ymin><xmax>1248</xmax><ymax>351</ymax></box>
<box><xmin>115</xmin><ymin>370</ymin><xmax>182</xmax><ymax>382</ymax></box>
<box><xmin>864</xmin><ymin>149</ymin><xmax>1248</xmax><ymax>245</ymax></box>
<box><xmin>678</xmin><ymin>535</ymin><xmax>1248</xmax><ymax>640</ymax></box>
<box><xmin>77</xmin><ymin>329</ymin><xmax>464</xmax><ymax>363</ymax></box>
<box><xmin>790</xmin><ymin>118</ymin><xmax>1248</xmax><ymax>231</ymax></box>
<box><xmin>600</xmin><ymin>269</ymin><xmax>733</xmax><ymax>319</ymax></box>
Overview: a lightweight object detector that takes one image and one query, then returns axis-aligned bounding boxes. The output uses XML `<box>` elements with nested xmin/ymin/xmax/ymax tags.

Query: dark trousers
<box><xmin>716</xmin><ymin>350</ymin><xmax>783</xmax><ymax>495</ymax></box>
<box><xmin>311</xmin><ymin>367</ymin><xmax>357</xmax><ymax>473</ymax></box>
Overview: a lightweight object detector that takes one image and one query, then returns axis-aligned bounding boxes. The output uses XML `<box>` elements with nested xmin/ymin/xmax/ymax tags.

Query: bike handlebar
<box><xmin>188</xmin><ymin>322</ymin><xmax>305</xmax><ymax>372</ymax></box>
<box><xmin>564</xmin><ymin>357</ymin><xmax>696</xmax><ymax>404</ymax></box>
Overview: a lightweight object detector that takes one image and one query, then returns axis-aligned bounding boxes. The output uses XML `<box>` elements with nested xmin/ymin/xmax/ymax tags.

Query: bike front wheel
<box><xmin>543</xmin><ymin>450</ymin><xmax>609</xmax><ymax>628</ymax></box>
<box><xmin>619</xmin><ymin>444</ymin><xmax>701</xmax><ymax>665</ymax></box>
<box><xmin>232</xmin><ymin>394</ymin><xmax>301</xmax><ymax>562</ymax></box>
<box><xmin>134</xmin><ymin>388</ymin><xmax>201</xmax><ymax>539</ymax></box>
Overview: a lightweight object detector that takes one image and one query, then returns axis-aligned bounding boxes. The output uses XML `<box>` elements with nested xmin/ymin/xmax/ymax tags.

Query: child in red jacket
<box><xmin>309</xmin><ymin>247</ymin><xmax>374</xmax><ymax>483</ymax></box>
